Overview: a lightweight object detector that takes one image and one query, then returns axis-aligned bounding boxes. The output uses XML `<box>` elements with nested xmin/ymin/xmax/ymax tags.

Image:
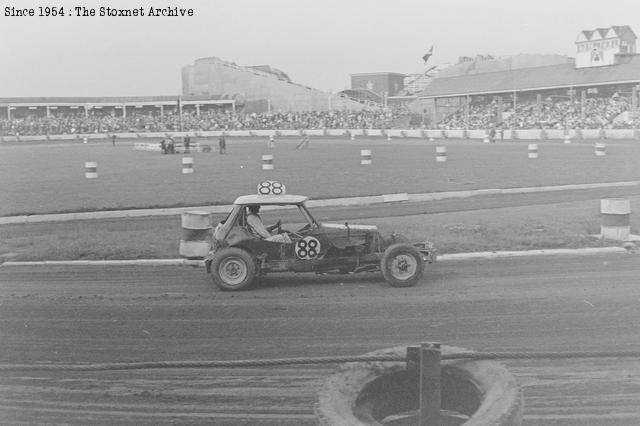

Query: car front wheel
<box><xmin>380</xmin><ymin>243</ymin><xmax>424</xmax><ymax>287</ymax></box>
<box><xmin>210</xmin><ymin>247</ymin><xmax>256</xmax><ymax>291</ymax></box>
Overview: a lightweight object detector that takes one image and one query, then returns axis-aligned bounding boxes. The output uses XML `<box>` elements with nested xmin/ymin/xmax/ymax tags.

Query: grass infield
<box><xmin>2</xmin><ymin>137</ymin><xmax>639</xmax><ymax>216</ymax></box>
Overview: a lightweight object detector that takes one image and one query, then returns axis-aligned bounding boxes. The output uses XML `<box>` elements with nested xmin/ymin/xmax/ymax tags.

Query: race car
<box><xmin>204</xmin><ymin>181</ymin><xmax>436</xmax><ymax>290</ymax></box>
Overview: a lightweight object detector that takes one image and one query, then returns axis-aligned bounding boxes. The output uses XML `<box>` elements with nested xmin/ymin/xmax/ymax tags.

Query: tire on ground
<box><xmin>209</xmin><ymin>247</ymin><xmax>256</xmax><ymax>291</ymax></box>
<box><xmin>315</xmin><ymin>345</ymin><xmax>524</xmax><ymax>426</ymax></box>
<box><xmin>380</xmin><ymin>243</ymin><xmax>424</xmax><ymax>287</ymax></box>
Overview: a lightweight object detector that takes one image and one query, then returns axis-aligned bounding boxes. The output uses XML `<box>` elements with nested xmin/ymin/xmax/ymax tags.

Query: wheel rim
<box><xmin>218</xmin><ymin>256</ymin><xmax>248</xmax><ymax>286</ymax></box>
<box><xmin>390</xmin><ymin>253</ymin><xmax>417</xmax><ymax>281</ymax></box>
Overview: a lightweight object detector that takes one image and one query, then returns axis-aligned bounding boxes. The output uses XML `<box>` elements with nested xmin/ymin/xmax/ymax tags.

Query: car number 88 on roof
<box><xmin>258</xmin><ymin>181</ymin><xmax>286</xmax><ymax>196</ymax></box>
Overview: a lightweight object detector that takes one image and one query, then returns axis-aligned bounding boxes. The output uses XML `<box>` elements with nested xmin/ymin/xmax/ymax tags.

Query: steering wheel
<box><xmin>297</xmin><ymin>223</ymin><xmax>311</xmax><ymax>233</ymax></box>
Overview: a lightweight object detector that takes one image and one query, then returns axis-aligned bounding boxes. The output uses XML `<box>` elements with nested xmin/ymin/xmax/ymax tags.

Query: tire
<box><xmin>380</xmin><ymin>243</ymin><xmax>424</xmax><ymax>287</ymax></box>
<box><xmin>210</xmin><ymin>247</ymin><xmax>256</xmax><ymax>291</ymax></box>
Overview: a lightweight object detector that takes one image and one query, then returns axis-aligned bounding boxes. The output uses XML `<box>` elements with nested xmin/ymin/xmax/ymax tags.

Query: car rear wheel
<box><xmin>210</xmin><ymin>248</ymin><xmax>256</xmax><ymax>291</ymax></box>
<box><xmin>380</xmin><ymin>243</ymin><xmax>424</xmax><ymax>287</ymax></box>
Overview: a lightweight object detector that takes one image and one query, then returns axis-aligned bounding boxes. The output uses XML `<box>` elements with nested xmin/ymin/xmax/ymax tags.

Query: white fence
<box><xmin>2</xmin><ymin>128</ymin><xmax>639</xmax><ymax>143</ymax></box>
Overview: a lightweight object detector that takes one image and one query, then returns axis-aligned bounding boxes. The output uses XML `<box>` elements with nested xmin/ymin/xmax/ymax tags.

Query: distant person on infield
<box><xmin>246</xmin><ymin>205</ymin><xmax>291</xmax><ymax>243</ymax></box>
<box><xmin>111</xmin><ymin>134</ymin><xmax>116</xmax><ymax>146</ymax></box>
<box><xmin>184</xmin><ymin>135</ymin><xmax>191</xmax><ymax>153</ymax></box>
<box><xmin>219</xmin><ymin>134</ymin><xmax>226</xmax><ymax>154</ymax></box>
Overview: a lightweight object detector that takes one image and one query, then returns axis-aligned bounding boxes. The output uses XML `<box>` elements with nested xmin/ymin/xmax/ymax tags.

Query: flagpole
<box><xmin>178</xmin><ymin>95</ymin><xmax>183</xmax><ymax>132</ymax></box>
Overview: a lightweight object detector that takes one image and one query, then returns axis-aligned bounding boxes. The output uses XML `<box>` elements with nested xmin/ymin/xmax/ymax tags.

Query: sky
<box><xmin>0</xmin><ymin>0</ymin><xmax>638</xmax><ymax>97</ymax></box>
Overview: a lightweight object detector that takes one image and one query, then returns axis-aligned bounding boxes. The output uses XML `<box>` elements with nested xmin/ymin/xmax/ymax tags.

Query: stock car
<box><xmin>204</xmin><ymin>182</ymin><xmax>436</xmax><ymax>290</ymax></box>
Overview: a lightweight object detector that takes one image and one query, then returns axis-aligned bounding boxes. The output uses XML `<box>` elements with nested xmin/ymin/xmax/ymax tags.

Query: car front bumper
<box><xmin>413</xmin><ymin>241</ymin><xmax>437</xmax><ymax>263</ymax></box>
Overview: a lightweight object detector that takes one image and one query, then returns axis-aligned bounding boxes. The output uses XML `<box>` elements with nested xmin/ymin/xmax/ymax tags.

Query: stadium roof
<box><xmin>418</xmin><ymin>55</ymin><xmax>640</xmax><ymax>99</ymax></box>
<box><xmin>0</xmin><ymin>95</ymin><xmax>233</xmax><ymax>105</ymax></box>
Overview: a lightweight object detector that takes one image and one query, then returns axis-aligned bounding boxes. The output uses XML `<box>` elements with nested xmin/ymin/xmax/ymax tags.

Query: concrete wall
<box><xmin>182</xmin><ymin>57</ymin><xmax>370</xmax><ymax>113</ymax></box>
<box><xmin>3</xmin><ymin>128</ymin><xmax>639</xmax><ymax>143</ymax></box>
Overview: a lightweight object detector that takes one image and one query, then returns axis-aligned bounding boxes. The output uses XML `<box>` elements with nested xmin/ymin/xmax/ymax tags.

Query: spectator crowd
<box><xmin>1</xmin><ymin>95</ymin><xmax>636</xmax><ymax>136</ymax></box>
<box><xmin>0</xmin><ymin>109</ymin><xmax>403</xmax><ymax>136</ymax></box>
<box><xmin>437</xmin><ymin>95</ymin><xmax>636</xmax><ymax>130</ymax></box>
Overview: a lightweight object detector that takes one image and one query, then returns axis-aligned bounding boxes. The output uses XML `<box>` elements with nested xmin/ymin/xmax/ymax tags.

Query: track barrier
<box><xmin>599</xmin><ymin>128</ymin><xmax>607</xmax><ymax>139</ymax></box>
<box><xmin>84</xmin><ymin>161</ymin><xmax>97</xmax><ymax>179</ymax></box>
<box><xmin>178</xmin><ymin>211</ymin><xmax>212</xmax><ymax>259</ymax></box>
<box><xmin>181</xmin><ymin>157</ymin><xmax>194</xmax><ymax>174</ymax></box>
<box><xmin>595</xmin><ymin>142</ymin><xmax>606</xmax><ymax>156</ymax></box>
<box><xmin>262</xmin><ymin>154</ymin><xmax>274</xmax><ymax>170</ymax></box>
<box><xmin>527</xmin><ymin>143</ymin><xmax>538</xmax><ymax>159</ymax></box>
<box><xmin>6</xmin><ymin>127</ymin><xmax>640</xmax><ymax>144</ymax></box>
<box><xmin>600</xmin><ymin>198</ymin><xmax>631</xmax><ymax>241</ymax></box>
<box><xmin>360</xmin><ymin>149</ymin><xmax>372</xmax><ymax>165</ymax></box>
<box><xmin>575</xmin><ymin>128</ymin><xmax>583</xmax><ymax>140</ymax></box>
<box><xmin>539</xmin><ymin>129</ymin><xmax>548</xmax><ymax>140</ymax></box>
<box><xmin>436</xmin><ymin>146</ymin><xmax>447</xmax><ymax>162</ymax></box>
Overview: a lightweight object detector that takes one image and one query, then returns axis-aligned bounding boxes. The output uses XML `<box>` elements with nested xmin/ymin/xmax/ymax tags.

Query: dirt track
<box><xmin>1</xmin><ymin>254</ymin><xmax>640</xmax><ymax>425</ymax></box>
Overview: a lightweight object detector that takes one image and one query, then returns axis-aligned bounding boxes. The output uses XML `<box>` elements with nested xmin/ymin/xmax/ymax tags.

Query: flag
<box><xmin>422</xmin><ymin>45</ymin><xmax>434</xmax><ymax>64</ymax></box>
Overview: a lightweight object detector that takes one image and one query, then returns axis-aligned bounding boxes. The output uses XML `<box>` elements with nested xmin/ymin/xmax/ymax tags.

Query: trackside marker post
<box><xmin>436</xmin><ymin>146</ymin><xmax>446</xmax><ymax>162</ymax></box>
<box><xmin>360</xmin><ymin>149</ymin><xmax>372</xmax><ymax>165</ymax></box>
<box><xmin>182</xmin><ymin>157</ymin><xmax>194</xmax><ymax>174</ymax></box>
<box><xmin>420</xmin><ymin>343</ymin><xmax>442</xmax><ymax>426</ymax></box>
<box><xmin>601</xmin><ymin>198</ymin><xmax>630</xmax><ymax>241</ymax></box>
<box><xmin>84</xmin><ymin>162</ymin><xmax>97</xmax><ymax>179</ymax></box>
<box><xmin>595</xmin><ymin>142</ymin><xmax>606</xmax><ymax>156</ymax></box>
<box><xmin>407</xmin><ymin>343</ymin><xmax>442</xmax><ymax>426</ymax></box>
<box><xmin>528</xmin><ymin>144</ymin><xmax>538</xmax><ymax>159</ymax></box>
<box><xmin>262</xmin><ymin>154</ymin><xmax>274</xmax><ymax>170</ymax></box>
<box><xmin>179</xmin><ymin>211</ymin><xmax>211</xmax><ymax>259</ymax></box>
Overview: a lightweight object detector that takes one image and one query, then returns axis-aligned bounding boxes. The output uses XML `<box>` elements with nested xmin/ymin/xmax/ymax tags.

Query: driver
<box><xmin>246</xmin><ymin>205</ymin><xmax>291</xmax><ymax>243</ymax></box>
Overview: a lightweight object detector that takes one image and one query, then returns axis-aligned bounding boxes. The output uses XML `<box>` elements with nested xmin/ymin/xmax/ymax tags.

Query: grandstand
<box><xmin>416</xmin><ymin>25</ymin><xmax>640</xmax><ymax>130</ymax></box>
<box><xmin>182</xmin><ymin>56</ymin><xmax>369</xmax><ymax>112</ymax></box>
<box><xmin>0</xmin><ymin>96</ymin><xmax>235</xmax><ymax>121</ymax></box>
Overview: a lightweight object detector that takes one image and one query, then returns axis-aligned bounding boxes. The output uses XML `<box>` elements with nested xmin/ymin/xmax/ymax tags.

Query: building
<box><xmin>575</xmin><ymin>25</ymin><xmax>637</xmax><ymax>68</ymax></box>
<box><xmin>181</xmin><ymin>57</ymin><xmax>369</xmax><ymax>113</ymax></box>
